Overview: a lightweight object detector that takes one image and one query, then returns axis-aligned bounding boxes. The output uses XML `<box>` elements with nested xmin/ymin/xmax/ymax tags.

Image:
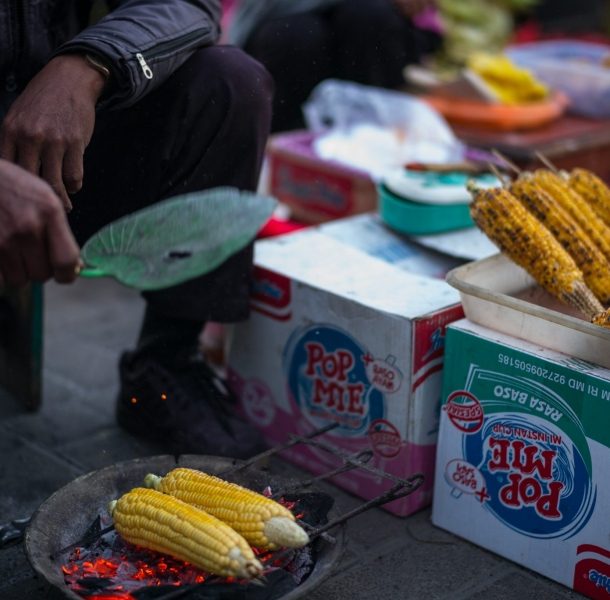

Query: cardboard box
<box><xmin>318</xmin><ymin>213</ymin><xmax>464</xmax><ymax>278</ymax></box>
<box><xmin>228</xmin><ymin>226</ymin><xmax>463</xmax><ymax>516</ymax></box>
<box><xmin>267</xmin><ymin>131</ymin><xmax>377</xmax><ymax>224</ymax></box>
<box><xmin>432</xmin><ymin>319</ymin><xmax>610</xmax><ymax>599</ymax></box>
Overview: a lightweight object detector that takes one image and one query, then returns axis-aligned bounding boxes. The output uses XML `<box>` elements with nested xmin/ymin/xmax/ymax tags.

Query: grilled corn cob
<box><xmin>568</xmin><ymin>168</ymin><xmax>610</xmax><ymax>227</ymax></box>
<box><xmin>531</xmin><ymin>169</ymin><xmax>610</xmax><ymax>261</ymax></box>
<box><xmin>510</xmin><ymin>175</ymin><xmax>610</xmax><ymax>304</ymax></box>
<box><xmin>145</xmin><ymin>468</ymin><xmax>309</xmax><ymax>550</ymax></box>
<box><xmin>109</xmin><ymin>487</ymin><xmax>263</xmax><ymax>579</ymax></box>
<box><xmin>469</xmin><ymin>184</ymin><xmax>607</xmax><ymax>320</ymax></box>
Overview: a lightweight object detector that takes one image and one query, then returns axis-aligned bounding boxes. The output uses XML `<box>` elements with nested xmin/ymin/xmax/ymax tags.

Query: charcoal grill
<box><xmin>23</xmin><ymin>426</ymin><xmax>423</xmax><ymax>599</ymax></box>
<box><xmin>25</xmin><ymin>454</ymin><xmax>345</xmax><ymax>600</ymax></box>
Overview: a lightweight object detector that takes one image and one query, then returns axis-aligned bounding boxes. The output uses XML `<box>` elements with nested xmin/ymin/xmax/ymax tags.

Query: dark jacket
<box><xmin>0</xmin><ymin>0</ymin><xmax>221</xmax><ymax>110</ymax></box>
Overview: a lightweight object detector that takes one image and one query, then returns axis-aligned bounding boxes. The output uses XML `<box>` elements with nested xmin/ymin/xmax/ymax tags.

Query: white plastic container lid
<box><xmin>383</xmin><ymin>169</ymin><xmax>500</xmax><ymax>205</ymax></box>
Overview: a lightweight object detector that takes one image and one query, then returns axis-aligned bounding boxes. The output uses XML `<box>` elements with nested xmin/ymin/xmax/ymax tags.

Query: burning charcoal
<box><xmin>186</xmin><ymin>570</ymin><xmax>297</xmax><ymax>599</ymax></box>
<box><xmin>285</xmin><ymin>546</ymin><xmax>314</xmax><ymax>584</ymax></box>
<box><xmin>132</xmin><ymin>585</ymin><xmax>198</xmax><ymax>599</ymax></box>
<box><xmin>75</xmin><ymin>577</ymin><xmax>115</xmax><ymax>591</ymax></box>
<box><xmin>132</xmin><ymin>570</ymin><xmax>299</xmax><ymax>600</ymax></box>
<box><xmin>84</xmin><ymin>515</ymin><xmax>102</xmax><ymax>539</ymax></box>
<box><xmin>286</xmin><ymin>493</ymin><xmax>334</xmax><ymax>527</ymax></box>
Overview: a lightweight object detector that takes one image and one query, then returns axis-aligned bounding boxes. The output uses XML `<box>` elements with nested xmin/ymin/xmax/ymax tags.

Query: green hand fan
<box><xmin>80</xmin><ymin>187</ymin><xmax>277</xmax><ymax>290</ymax></box>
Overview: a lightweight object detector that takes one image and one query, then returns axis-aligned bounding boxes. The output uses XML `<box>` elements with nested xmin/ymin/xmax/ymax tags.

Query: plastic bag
<box><xmin>303</xmin><ymin>80</ymin><xmax>464</xmax><ymax>179</ymax></box>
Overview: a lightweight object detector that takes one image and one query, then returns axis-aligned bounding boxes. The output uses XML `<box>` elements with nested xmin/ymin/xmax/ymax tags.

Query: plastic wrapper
<box><xmin>303</xmin><ymin>80</ymin><xmax>464</xmax><ymax>180</ymax></box>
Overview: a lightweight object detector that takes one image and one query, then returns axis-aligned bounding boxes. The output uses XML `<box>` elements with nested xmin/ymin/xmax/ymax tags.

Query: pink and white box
<box><xmin>228</xmin><ymin>222</ymin><xmax>463</xmax><ymax>515</ymax></box>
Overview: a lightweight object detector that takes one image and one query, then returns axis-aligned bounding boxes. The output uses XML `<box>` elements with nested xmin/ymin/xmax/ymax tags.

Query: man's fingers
<box><xmin>16</xmin><ymin>139</ymin><xmax>42</xmax><ymax>175</ymax></box>
<box><xmin>21</xmin><ymin>234</ymin><xmax>54</xmax><ymax>282</ymax></box>
<box><xmin>41</xmin><ymin>147</ymin><xmax>73</xmax><ymax>211</ymax></box>
<box><xmin>62</xmin><ymin>147</ymin><xmax>84</xmax><ymax>195</ymax></box>
<box><xmin>46</xmin><ymin>208</ymin><xmax>81</xmax><ymax>284</ymax></box>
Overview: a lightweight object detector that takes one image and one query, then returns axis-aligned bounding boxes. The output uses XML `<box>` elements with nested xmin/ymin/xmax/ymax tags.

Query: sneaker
<box><xmin>116</xmin><ymin>351</ymin><xmax>266</xmax><ymax>459</ymax></box>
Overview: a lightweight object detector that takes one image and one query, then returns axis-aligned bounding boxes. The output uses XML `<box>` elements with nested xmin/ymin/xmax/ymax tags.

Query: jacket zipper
<box><xmin>134</xmin><ymin>28</ymin><xmax>207</xmax><ymax>79</ymax></box>
<box><xmin>135</xmin><ymin>53</ymin><xmax>153</xmax><ymax>79</ymax></box>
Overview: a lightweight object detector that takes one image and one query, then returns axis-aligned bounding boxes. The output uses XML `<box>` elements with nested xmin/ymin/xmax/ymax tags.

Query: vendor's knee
<box><xmin>174</xmin><ymin>45</ymin><xmax>274</xmax><ymax>129</ymax></box>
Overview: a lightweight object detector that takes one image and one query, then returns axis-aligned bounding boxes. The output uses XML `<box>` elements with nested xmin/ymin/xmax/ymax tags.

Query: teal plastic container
<box><xmin>378</xmin><ymin>183</ymin><xmax>474</xmax><ymax>236</ymax></box>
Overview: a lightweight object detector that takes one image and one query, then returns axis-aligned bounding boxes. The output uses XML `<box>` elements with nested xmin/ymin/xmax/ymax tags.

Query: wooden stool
<box><xmin>0</xmin><ymin>284</ymin><xmax>43</xmax><ymax>411</ymax></box>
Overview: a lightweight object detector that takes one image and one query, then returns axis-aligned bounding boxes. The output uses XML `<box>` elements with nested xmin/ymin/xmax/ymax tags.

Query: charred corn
<box><xmin>469</xmin><ymin>184</ymin><xmax>605</xmax><ymax>319</ymax></box>
<box><xmin>145</xmin><ymin>468</ymin><xmax>309</xmax><ymax>550</ymax></box>
<box><xmin>531</xmin><ymin>169</ymin><xmax>610</xmax><ymax>261</ymax></box>
<box><xmin>510</xmin><ymin>175</ymin><xmax>610</xmax><ymax>304</ymax></box>
<box><xmin>109</xmin><ymin>487</ymin><xmax>263</xmax><ymax>579</ymax></box>
<box><xmin>592</xmin><ymin>309</ymin><xmax>610</xmax><ymax>328</ymax></box>
<box><xmin>568</xmin><ymin>168</ymin><xmax>610</xmax><ymax>227</ymax></box>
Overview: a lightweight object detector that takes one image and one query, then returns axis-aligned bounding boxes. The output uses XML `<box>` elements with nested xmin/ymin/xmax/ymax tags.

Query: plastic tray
<box><xmin>446</xmin><ymin>254</ymin><xmax>610</xmax><ymax>368</ymax></box>
<box><xmin>507</xmin><ymin>41</ymin><xmax>610</xmax><ymax>119</ymax></box>
<box><xmin>422</xmin><ymin>91</ymin><xmax>567</xmax><ymax>131</ymax></box>
<box><xmin>378</xmin><ymin>184</ymin><xmax>473</xmax><ymax>235</ymax></box>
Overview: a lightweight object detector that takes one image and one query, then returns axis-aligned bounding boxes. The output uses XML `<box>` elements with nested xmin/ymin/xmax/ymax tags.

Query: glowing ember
<box><xmin>62</xmin><ymin>495</ymin><xmax>316</xmax><ymax>599</ymax></box>
<box><xmin>62</xmin><ymin>529</ymin><xmax>211</xmax><ymax>598</ymax></box>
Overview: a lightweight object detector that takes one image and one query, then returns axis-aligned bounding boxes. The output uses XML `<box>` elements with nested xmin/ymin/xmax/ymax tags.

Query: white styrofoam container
<box><xmin>446</xmin><ymin>254</ymin><xmax>610</xmax><ymax>369</ymax></box>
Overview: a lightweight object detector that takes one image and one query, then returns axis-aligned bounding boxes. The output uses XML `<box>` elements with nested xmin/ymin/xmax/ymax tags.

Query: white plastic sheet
<box><xmin>303</xmin><ymin>79</ymin><xmax>464</xmax><ymax>180</ymax></box>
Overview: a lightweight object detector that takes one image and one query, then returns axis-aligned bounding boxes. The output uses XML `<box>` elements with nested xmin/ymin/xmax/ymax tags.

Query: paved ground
<box><xmin>0</xmin><ymin>277</ymin><xmax>586</xmax><ymax>599</ymax></box>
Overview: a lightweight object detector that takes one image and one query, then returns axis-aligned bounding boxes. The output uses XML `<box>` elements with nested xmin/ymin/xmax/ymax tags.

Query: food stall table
<box><xmin>453</xmin><ymin>115</ymin><xmax>610</xmax><ymax>181</ymax></box>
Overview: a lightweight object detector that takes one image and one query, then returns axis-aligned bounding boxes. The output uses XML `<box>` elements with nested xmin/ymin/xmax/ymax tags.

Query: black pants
<box><xmin>244</xmin><ymin>0</ymin><xmax>441</xmax><ymax>132</ymax></box>
<box><xmin>69</xmin><ymin>46</ymin><xmax>273</xmax><ymax>322</ymax></box>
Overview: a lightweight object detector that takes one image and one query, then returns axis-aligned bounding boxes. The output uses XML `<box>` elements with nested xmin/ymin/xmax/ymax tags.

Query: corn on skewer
<box><xmin>510</xmin><ymin>175</ymin><xmax>610</xmax><ymax>304</ymax></box>
<box><xmin>568</xmin><ymin>168</ymin><xmax>610</xmax><ymax>227</ymax></box>
<box><xmin>109</xmin><ymin>487</ymin><xmax>263</xmax><ymax>579</ymax></box>
<box><xmin>145</xmin><ymin>468</ymin><xmax>310</xmax><ymax>550</ymax></box>
<box><xmin>531</xmin><ymin>169</ymin><xmax>610</xmax><ymax>262</ymax></box>
<box><xmin>468</xmin><ymin>184</ymin><xmax>607</xmax><ymax>322</ymax></box>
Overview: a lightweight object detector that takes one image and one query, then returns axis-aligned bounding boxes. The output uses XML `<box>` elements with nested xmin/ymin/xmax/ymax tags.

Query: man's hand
<box><xmin>393</xmin><ymin>0</ymin><xmax>436</xmax><ymax>18</ymax></box>
<box><xmin>0</xmin><ymin>54</ymin><xmax>106</xmax><ymax>210</ymax></box>
<box><xmin>0</xmin><ymin>160</ymin><xmax>81</xmax><ymax>287</ymax></box>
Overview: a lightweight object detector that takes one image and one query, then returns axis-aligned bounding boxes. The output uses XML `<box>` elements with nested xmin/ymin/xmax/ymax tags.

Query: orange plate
<box><xmin>422</xmin><ymin>92</ymin><xmax>569</xmax><ymax>131</ymax></box>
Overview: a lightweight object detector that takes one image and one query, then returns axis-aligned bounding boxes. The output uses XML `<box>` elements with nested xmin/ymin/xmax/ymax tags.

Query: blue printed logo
<box><xmin>283</xmin><ymin>324</ymin><xmax>384</xmax><ymax>436</ymax></box>
<box><xmin>453</xmin><ymin>366</ymin><xmax>596</xmax><ymax>539</ymax></box>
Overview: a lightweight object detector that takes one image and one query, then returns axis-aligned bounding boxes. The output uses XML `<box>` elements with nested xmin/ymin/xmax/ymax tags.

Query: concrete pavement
<box><xmin>0</xmin><ymin>277</ymin><xmax>586</xmax><ymax>599</ymax></box>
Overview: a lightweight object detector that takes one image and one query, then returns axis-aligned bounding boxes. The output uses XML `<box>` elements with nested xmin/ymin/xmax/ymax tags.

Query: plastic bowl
<box><xmin>507</xmin><ymin>41</ymin><xmax>610</xmax><ymax>119</ymax></box>
<box><xmin>378</xmin><ymin>184</ymin><xmax>474</xmax><ymax>235</ymax></box>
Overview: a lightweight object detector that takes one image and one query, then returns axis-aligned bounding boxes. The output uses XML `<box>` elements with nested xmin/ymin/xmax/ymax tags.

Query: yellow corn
<box><xmin>568</xmin><ymin>168</ymin><xmax>610</xmax><ymax>227</ymax></box>
<box><xmin>592</xmin><ymin>309</ymin><xmax>610</xmax><ymax>328</ymax></box>
<box><xmin>469</xmin><ymin>184</ymin><xmax>605</xmax><ymax>320</ymax></box>
<box><xmin>510</xmin><ymin>175</ymin><xmax>610</xmax><ymax>304</ymax></box>
<box><xmin>109</xmin><ymin>487</ymin><xmax>263</xmax><ymax>579</ymax></box>
<box><xmin>145</xmin><ymin>468</ymin><xmax>309</xmax><ymax>550</ymax></box>
<box><xmin>531</xmin><ymin>169</ymin><xmax>610</xmax><ymax>262</ymax></box>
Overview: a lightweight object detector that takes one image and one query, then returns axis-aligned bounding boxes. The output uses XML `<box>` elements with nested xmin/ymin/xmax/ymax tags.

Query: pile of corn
<box><xmin>467</xmin><ymin>53</ymin><xmax>549</xmax><ymax>105</ymax></box>
<box><xmin>468</xmin><ymin>166</ymin><xmax>610</xmax><ymax>328</ymax></box>
<box><xmin>108</xmin><ymin>468</ymin><xmax>310</xmax><ymax>580</ymax></box>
